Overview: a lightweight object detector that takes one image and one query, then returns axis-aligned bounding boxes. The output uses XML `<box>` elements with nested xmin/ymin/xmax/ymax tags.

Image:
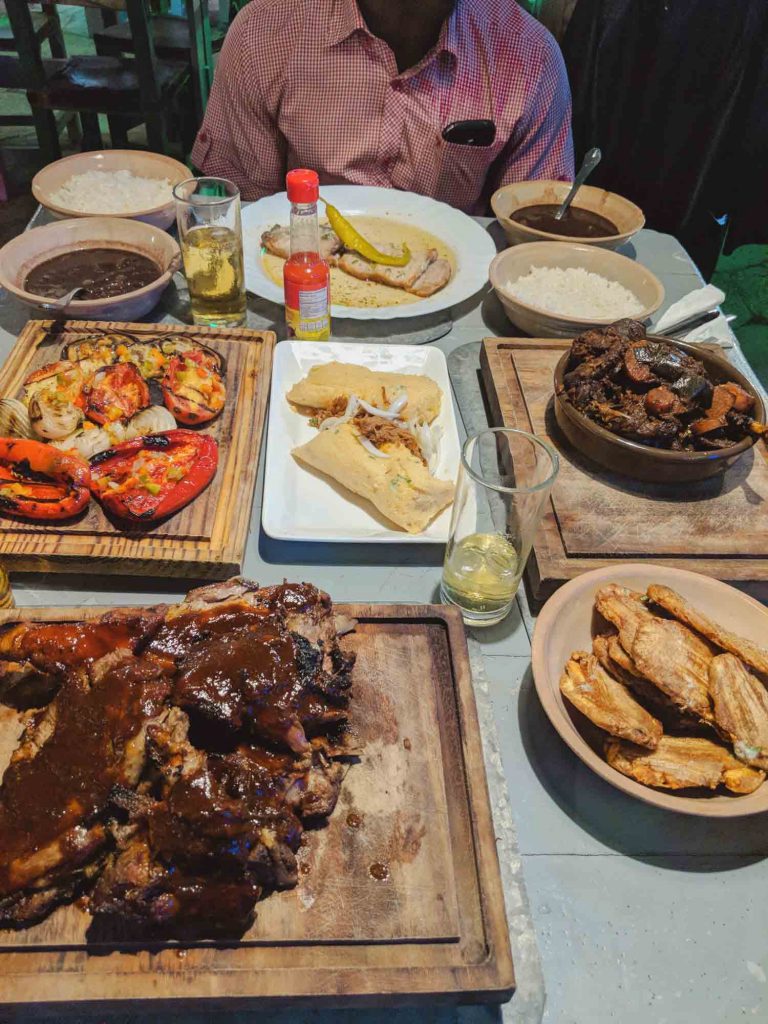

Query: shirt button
<box><xmin>199</xmin><ymin>130</ymin><xmax>208</xmax><ymax>141</ymax></box>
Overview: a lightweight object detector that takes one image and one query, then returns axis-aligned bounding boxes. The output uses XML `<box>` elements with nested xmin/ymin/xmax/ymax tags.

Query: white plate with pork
<box><xmin>262</xmin><ymin>341</ymin><xmax>461</xmax><ymax>542</ymax></box>
<box><xmin>242</xmin><ymin>185</ymin><xmax>496</xmax><ymax>320</ymax></box>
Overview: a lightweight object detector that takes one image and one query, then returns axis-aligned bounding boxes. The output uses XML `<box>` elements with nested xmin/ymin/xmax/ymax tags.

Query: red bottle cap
<box><xmin>286</xmin><ymin>169</ymin><xmax>319</xmax><ymax>204</ymax></box>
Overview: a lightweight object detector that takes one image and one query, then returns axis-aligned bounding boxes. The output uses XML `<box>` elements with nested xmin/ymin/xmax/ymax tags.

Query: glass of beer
<box><xmin>441</xmin><ymin>428</ymin><xmax>559</xmax><ymax>627</ymax></box>
<box><xmin>173</xmin><ymin>177</ymin><xmax>247</xmax><ymax>327</ymax></box>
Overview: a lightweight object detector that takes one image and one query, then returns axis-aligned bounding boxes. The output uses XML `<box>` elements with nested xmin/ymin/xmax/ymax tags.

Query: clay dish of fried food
<box><xmin>532</xmin><ymin>563</ymin><xmax>768</xmax><ymax>816</ymax></box>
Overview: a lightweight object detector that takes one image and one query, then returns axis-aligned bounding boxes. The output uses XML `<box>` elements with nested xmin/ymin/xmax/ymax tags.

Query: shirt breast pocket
<box><xmin>435</xmin><ymin>139</ymin><xmax>505</xmax><ymax>211</ymax></box>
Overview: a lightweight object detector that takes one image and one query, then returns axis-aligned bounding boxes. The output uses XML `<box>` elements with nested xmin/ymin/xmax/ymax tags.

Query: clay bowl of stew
<box><xmin>491</xmin><ymin>180</ymin><xmax>645</xmax><ymax>251</ymax></box>
<box><xmin>0</xmin><ymin>217</ymin><xmax>180</xmax><ymax>320</ymax></box>
<box><xmin>553</xmin><ymin>338</ymin><xmax>764</xmax><ymax>483</ymax></box>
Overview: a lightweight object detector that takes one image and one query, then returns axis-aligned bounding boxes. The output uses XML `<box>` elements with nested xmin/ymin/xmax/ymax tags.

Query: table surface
<box><xmin>0</xmin><ymin>220</ymin><xmax>766</xmax><ymax>1024</ymax></box>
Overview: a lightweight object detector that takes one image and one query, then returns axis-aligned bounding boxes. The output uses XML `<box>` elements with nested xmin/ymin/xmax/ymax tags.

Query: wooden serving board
<box><xmin>0</xmin><ymin>319</ymin><xmax>275</xmax><ymax>578</ymax></box>
<box><xmin>0</xmin><ymin>604</ymin><xmax>514</xmax><ymax>1010</ymax></box>
<box><xmin>481</xmin><ymin>337</ymin><xmax>768</xmax><ymax>601</ymax></box>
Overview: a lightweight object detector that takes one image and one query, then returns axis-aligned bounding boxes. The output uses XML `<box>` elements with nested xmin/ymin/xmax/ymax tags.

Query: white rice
<box><xmin>506</xmin><ymin>265</ymin><xmax>644</xmax><ymax>319</ymax></box>
<box><xmin>49</xmin><ymin>169</ymin><xmax>173</xmax><ymax>214</ymax></box>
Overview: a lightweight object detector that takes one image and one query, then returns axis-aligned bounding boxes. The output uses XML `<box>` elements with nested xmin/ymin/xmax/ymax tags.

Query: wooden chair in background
<box><xmin>93</xmin><ymin>0</ymin><xmax>229</xmax><ymax>123</ymax></box>
<box><xmin>0</xmin><ymin>1</ymin><xmax>81</xmax><ymax>163</ymax></box>
<box><xmin>3</xmin><ymin>0</ymin><xmax>192</xmax><ymax>159</ymax></box>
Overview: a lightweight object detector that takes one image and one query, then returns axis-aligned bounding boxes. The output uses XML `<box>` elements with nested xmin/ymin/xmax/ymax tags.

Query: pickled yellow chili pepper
<box><xmin>321</xmin><ymin>198</ymin><xmax>411</xmax><ymax>266</ymax></box>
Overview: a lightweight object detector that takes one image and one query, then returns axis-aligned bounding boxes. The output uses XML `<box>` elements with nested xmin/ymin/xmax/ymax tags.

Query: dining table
<box><xmin>0</xmin><ymin>210</ymin><xmax>765</xmax><ymax>1024</ymax></box>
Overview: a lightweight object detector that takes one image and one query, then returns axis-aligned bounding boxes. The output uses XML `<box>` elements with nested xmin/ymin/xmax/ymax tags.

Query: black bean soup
<box><xmin>24</xmin><ymin>247</ymin><xmax>160</xmax><ymax>300</ymax></box>
<box><xmin>510</xmin><ymin>203</ymin><xmax>619</xmax><ymax>239</ymax></box>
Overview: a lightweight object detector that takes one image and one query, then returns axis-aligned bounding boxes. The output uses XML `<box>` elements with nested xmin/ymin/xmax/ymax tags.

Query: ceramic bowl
<box><xmin>489</xmin><ymin>241</ymin><xmax>664</xmax><ymax>339</ymax></box>
<box><xmin>531</xmin><ymin>563</ymin><xmax>768</xmax><ymax>817</ymax></box>
<box><xmin>491</xmin><ymin>180</ymin><xmax>645</xmax><ymax>250</ymax></box>
<box><xmin>553</xmin><ymin>337</ymin><xmax>763</xmax><ymax>482</ymax></box>
<box><xmin>31</xmin><ymin>149</ymin><xmax>189</xmax><ymax>229</ymax></box>
<box><xmin>0</xmin><ymin>216</ymin><xmax>180</xmax><ymax>321</ymax></box>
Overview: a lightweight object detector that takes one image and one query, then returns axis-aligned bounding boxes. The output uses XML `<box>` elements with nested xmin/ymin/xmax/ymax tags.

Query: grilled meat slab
<box><xmin>0</xmin><ymin>653</ymin><xmax>173</xmax><ymax>925</ymax></box>
<box><xmin>0</xmin><ymin>579</ymin><xmax>355</xmax><ymax>936</ymax></box>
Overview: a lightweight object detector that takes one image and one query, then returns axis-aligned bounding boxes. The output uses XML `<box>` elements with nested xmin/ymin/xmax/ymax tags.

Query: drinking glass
<box><xmin>441</xmin><ymin>428</ymin><xmax>559</xmax><ymax>627</ymax></box>
<box><xmin>173</xmin><ymin>177</ymin><xmax>247</xmax><ymax>327</ymax></box>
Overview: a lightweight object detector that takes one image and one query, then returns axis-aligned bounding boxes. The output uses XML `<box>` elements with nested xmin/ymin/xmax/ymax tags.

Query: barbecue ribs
<box><xmin>0</xmin><ymin>580</ymin><xmax>356</xmax><ymax>937</ymax></box>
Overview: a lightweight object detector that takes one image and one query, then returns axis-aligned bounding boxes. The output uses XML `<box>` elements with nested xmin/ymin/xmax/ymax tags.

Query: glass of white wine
<box><xmin>441</xmin><ymin>427</ymin><xmax>559</xmax><ymax>627</ymax></box>
<box><xmin>173</xmin><ymin>177</ymin><xmax>247</xmax><ymax>327</ymax></box>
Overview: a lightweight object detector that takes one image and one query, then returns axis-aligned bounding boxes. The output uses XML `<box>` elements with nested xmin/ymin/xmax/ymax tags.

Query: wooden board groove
<box><xmin>481</xmin><ymin>337</ymin><xmax>768</xmax><ymax>601</ymax></box>
<box><xmin>0</xmin><ymin>320</ymin><xmax>275</xmax><ymax>579</ymax></box>
<box><xmin>0</xmin><ymin>603</ymin><xmax>514</xmax><ymax>1009</ymax></box>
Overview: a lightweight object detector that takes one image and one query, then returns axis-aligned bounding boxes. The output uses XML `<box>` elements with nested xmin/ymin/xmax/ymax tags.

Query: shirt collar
<box><xmin>328</xmin><ymin>0</ymin><xmax>460</xmax><ymax>66</ymax></box>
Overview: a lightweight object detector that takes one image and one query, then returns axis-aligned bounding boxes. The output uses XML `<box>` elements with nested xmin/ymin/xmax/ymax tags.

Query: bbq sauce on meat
<box><xmin>172</xmin><ymin>625</ymin><xmax>330</xmax><ymax>751</ymax></box>
<box><xmin>24</xmin><ymin>248</ymin><xmax>160</xmax><ymax>300</ymax></box>
<box><xmin>0</xmin><ymin>657</ymin><xmax>171</xmax><ymax>894</ymax></box>
<box><xmin>0</xmin><ymin>615</ymin><xmax>153</xmax><ymax>674</ymax></box>
<box><xmin>0</xmin><ymin>579</ymin><xmax>354</xmax><ymax>936</ymax></box>
<box><xmin>510</xmin><ymin>203</ymin><xmax>619</xmax><ymax>238</ymax></box>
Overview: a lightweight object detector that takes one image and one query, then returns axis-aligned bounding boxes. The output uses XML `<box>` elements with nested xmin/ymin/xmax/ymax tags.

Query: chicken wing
<box><xmin>605</xmin><ymin>735</ymin><xmax>765</xmax><ymax>794</ymax></box>
<box><xmin>630</xmin><ymin>618</ymin><xmax>714</xmax><ymax>722</ymax></box>
<box><xmin>595</xmin><ymin>584</ymin><xmax>656</xmax><ymax>650</ymax></box>
<box><xmin>560</xmin><ymin>651</ymin><xmax>662</xmax><ymax>749</ymax></box>
<box><xmin>709</xmin><ymin>654</ymin><xmax>768</xmax><ymax>769</ymax></box>
<box><xmin>592</xmin><ymin>633</ymin><xmax>698</xmax><ymax>729</ymax></box>
<box><xmin>647</xmin><ymin>584</ymin><xmax>768</xmax><ymax>678</ymax></box>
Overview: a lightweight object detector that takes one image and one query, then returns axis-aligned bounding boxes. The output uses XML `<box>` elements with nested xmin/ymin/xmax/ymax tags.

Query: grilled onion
<box><xmin>0</xmin><ymin>398</ymin><xmax>34</xmax><ymax>439</ymax></box>
<box><xmin>28</xmin><ymin>393</ymin><xmax>83</xmax><ymax>441</ymax></box>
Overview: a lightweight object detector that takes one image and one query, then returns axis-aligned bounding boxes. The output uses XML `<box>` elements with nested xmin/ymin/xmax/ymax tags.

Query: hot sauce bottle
<box><xmin>283</xmin><ymin>169</ymin><xmax>331</xmax><ymax>340</ymax></box>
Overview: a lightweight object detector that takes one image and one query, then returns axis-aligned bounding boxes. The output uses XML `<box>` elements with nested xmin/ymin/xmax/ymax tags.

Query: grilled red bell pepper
<box><xmin>83</xmin><ymin>362</ymin><xmax>150</xmax><ymax>425</ymax></box>
<box><xmin>89</xmin><ymin>429</ymin><xmax>218</xmax><ymax>521</ymax></box>
<box><xmin>161</xmin><ymin>350</ymin><xmax>226</xmax><ymax>426</ymax></box>
<box><xmin>0</xmin><ymin>437</ymin><xmax>91</xmax><ymax>520</ymax></box>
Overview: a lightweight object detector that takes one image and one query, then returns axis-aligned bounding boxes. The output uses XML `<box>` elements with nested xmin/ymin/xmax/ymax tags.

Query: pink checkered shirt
<box><xmin>192</xmin><ymin>0</ymin><xmax>574</xmax><ymax>213</ymax></box>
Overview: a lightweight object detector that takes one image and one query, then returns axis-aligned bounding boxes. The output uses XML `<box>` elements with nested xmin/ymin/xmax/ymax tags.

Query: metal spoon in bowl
<box><xmin>39</xmin><ymin>286</ymin><xmax>85</xmax><ymax>313</ymax></box>
<box><xmin>554</xmin><ymin>147</ymin><xmax>602</xmax><ymax>221</ymax></box>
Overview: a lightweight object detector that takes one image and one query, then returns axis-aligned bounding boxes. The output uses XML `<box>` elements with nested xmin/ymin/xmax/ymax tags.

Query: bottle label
<box><xmin>285</xmin><ymin>281</ymin><xmax>330</xmax><ymax>340</ymax></box>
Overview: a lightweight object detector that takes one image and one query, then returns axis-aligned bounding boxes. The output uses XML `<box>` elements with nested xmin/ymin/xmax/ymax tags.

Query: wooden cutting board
<box><xmin>481</xmin><ymin>337</ymin><xmax>768</xmax><ymax>601</ymax></box>
<box><xmin>0</xmin><ymin>319</ymin><xmax>275</xmax><ymax>579</ymax></box>
<box><xmin>0</xmin><ymin>604</ymin><xmax>514</xmax><ymax>1009</ymax></box>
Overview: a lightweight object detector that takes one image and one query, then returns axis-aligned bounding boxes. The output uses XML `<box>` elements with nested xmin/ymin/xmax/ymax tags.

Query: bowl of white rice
<box><xmin>489</xmin><ymin>241</ymin><xmax>664</xmax><ymax>339</ymax></box>
<box><xmin>32</xmin><ymin>150</ymin><xmax>190</xmax><ymax>229</ymax></box>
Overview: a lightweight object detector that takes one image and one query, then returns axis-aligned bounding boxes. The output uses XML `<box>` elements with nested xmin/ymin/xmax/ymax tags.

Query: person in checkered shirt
<box><xmin>192</xmin><ymin>0</ymin><xmax>574</xmax><ymax>214</ymax></box>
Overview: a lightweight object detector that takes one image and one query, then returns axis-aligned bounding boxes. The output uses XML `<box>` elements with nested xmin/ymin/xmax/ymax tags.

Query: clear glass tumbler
<box><xmin>441</xmin><ymin>427</ymin><xmax>559</xmax><ymax>627</ymax></box>
<box><xmin>173</xmin><ymin>177</ymin><xmax>247</xmax><ymax>327</ymax></box>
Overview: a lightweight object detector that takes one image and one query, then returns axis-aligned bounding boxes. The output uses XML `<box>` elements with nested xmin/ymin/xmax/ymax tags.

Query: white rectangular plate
<box><xmin>262</xmin><ymin>342</ymin><xmax>460</xmax><ymax>543</ymax></box>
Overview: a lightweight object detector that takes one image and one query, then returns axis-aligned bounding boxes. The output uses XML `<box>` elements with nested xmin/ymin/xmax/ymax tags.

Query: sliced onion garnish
<box><xmin>319</xmin><ymin>394</ymin><xmax>360</xmax><ymax>431</ymax></box>
<box><xmin>357</xmin><ymin>397</ymin><xmax>401</xmax><ymax>420</ymax></box>
<box><xmin>358</xmin><ymin>435</ymin><xmax>391</xmax><ymax>458</ymax></box>
<box><xmin>388</xmin><ymin>392</ymin><xmax>408</xmax><ymax>415</ymax></box>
